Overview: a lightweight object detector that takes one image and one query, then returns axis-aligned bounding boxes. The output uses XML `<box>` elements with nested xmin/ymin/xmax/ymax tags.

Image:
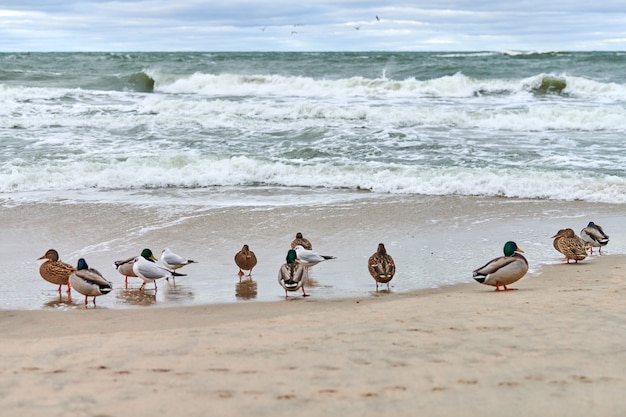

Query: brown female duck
<box><xmin>552</xmin><ymin>228</ymin><xmax>587</xmax><ymax>263</ymax></box>
<box><xmin>37</xmin><ymin>249</ymin><xmax>75</xmax><ymax>293</ymax></box>
<box><xmin>367</xmin><ymin>243</ymin><xmax>396</xmax><ymax>291</ymax></box>
<box><xmin>234</xmin><ymin>244</ymin><xmax>257</xmax><ymax>277</ymax></box>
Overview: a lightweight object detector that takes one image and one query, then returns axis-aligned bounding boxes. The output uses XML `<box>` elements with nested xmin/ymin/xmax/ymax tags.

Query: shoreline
<box><xmin>1</xmin><ymin>254</ymin><xmax>624</xmax><ymax>416</ymax></box>
<box><xmin>2</xmin><ymin>195</ymin><xmax>625</xmax><ymax>310</ymax></box>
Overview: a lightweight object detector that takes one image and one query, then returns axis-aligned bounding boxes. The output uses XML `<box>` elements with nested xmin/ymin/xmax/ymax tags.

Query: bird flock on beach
<box><xmin>36</xmin><ymin>221</ymin><xmax>609</xmax><ymax>305</ymax></box>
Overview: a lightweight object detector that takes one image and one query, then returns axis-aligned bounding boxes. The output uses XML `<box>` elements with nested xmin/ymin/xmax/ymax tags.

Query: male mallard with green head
<box><xmin>114</xmin><ymin>248</ymin><xmax>156</xmax><ymax>287</ymax></box>
<box><xmin>580</xmin><ymin>221</ymin><xmax>609</xmax><ymax>255</ymax></box>
<box><xmin>278</xmin><ymin>249</ymin><xmax>307</xmax><ymax>298</ymax></box>
<box><xmin>69</xmin><ymin>258</ymin><xmax>113</xmax><ymax>305</ymax></box>
<box><xmin>473</xmin><ymin>241</ymin><xmax>528</xmax><ymax>291</ymax></box>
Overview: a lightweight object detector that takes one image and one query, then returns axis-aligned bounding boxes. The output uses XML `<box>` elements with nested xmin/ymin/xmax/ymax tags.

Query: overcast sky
<box><xmin>1</xmin><ymin>1</ymin><xmax>626</xmax><ymax>52</ymax></box>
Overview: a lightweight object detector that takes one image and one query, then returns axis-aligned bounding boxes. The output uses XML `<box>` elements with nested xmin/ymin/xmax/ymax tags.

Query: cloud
<box><xmin>1</xmin><ymin>1</ymin><xmax>625</xmax><ymax>51</ymax></box>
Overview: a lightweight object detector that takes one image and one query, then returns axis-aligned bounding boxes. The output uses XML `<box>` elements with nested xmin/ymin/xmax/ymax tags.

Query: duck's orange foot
<box><xmin>495</xmin><ymin>284</ymin><xmax>518</xmax><ymax>291</ymax></box>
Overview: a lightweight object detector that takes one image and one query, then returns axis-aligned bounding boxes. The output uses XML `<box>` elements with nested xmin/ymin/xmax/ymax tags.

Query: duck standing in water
<box><xmin>367</xmin><ymin>243</ymin><xmax>396</xmax><ymax>291</ymax></box>
<box><xmin>69</xmin><ymin>258</ymin><xmax>113</xmax><ymax>305</ymax></box>
<box><xmin>291</xmin><ymin>232</ymin><xmax>313</xmax><ymax>250</ymax></box>
<box><xmin>37</xmin><ymin>249</ymin><xmax>75</xmax><ymax>293</ymax></box>
<box><xmin>473</xmin><ymin>241</ymin><xmax>529</xmax><ymax>291</ymax></box>
<box><xmin>234</xmin><ymin>244</ymin><xmax>257</xmax><ymax>277</ymax></box>
<box><xmin>114</xmin><ymin>248</ymin><xmax>156</xmax><ymax>287</ymax></box>
<box><xmin>278</xmin><ymin>249</ymin><xmax>307</xmax><ymax>298</ymax></box>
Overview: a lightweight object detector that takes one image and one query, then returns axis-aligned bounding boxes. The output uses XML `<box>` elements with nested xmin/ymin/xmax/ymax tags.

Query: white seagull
<box><xmin>160</xmin><ymin>247</ymin><xmax>197</xmax><ymax>271</ymax></box>
<box><xmin>293</xmin><ymin>245</ymin><xmax>336</xmax><ymax>277</ymax></box>
<box><xmin>133</xmin><ymin>255</ymin><xmax>185</xmax><ymax>291</ymax></box>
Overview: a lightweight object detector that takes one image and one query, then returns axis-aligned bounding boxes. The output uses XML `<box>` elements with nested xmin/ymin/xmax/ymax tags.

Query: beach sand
<box><xmin>1</xmin><ymin>253</ymin><xmax>624</xmax><ymax>416</ymax></box>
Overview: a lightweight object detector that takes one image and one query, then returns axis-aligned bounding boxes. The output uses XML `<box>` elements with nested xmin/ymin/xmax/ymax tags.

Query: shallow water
<box><xmin>2</xmin><ymin>194</ymin><xmax>624</xmax><ymax>310</ymax></box>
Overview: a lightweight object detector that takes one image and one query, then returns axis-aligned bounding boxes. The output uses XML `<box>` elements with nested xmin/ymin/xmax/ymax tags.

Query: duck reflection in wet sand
<box><xmin>162</xmin><ymin>283</ymin><xmax>195</xmax><ymax>303</ymax></box>
<box><xmin>116</xmin><ymin>288</ymin><xmax>157</xmax><ymax>306</ymax></box>
<box><xmin>235</xmin><ymin>279</ymin><xmax>258</xmax><ymax>300</ymax></box>
<box><xmin>43</xmin><ymin>294</ymin><xmax>78</xmax><ymax>309</ymax></box>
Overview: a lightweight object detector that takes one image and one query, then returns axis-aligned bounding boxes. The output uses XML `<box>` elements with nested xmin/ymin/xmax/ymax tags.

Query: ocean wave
<box><xmin>2</xmin><ymin>84</ymin><xmax>625</xmax><ymax>133</ymax></box>
<box><xmin>1</xmin><ymin>155</ymin><xmax>624</xmax><ymax>204</ymax></box>
<box><xmin>153</xmin><ymin>70</ymin><xmax>626</xmax><ymax>102</ymax></box>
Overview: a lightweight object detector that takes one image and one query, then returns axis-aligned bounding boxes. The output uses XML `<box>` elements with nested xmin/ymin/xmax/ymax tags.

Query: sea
<box><xmin>1</xmin><ymin>51</ymin><xmax>625</xmax><ymax>309</ymax></box>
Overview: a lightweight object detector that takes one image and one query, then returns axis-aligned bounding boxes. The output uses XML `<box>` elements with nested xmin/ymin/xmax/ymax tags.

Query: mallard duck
<box><xmin>580</xmin><ymin>221</ymin><xmax>609</xmax><ymax>255</ymax></box>
<box><xmin>160</xmin><ymin>247</ymin><xmax>197</xmax><ymax>271</ymax></box>
<box><xmin>37</xmin><ymin>249</ymin><xmax>75</xmax><ymax>293</ymax></box>
<box><xmin>114</xmin><ymin>248</ymin><xmax>156</xmax><ymax>287</ymax></box>
<box><xmin>69</xmin><ymin>258</ymin><xmax>113</xmax><ymax>305</ymax></box>
<box><xmin>234</xmin><ymin>244</ymin><xmax>257</xmax><ymax>277</ymax></box>
<box><xmin>368</xmin><ymin>243</ymin><xmax>396</xmax><ymax>291</ymax></box>
<box><xmin>132</xmin><ymin>255</ymin><xmax>185</xmax><ymax>291</ymax></box>
<box><xmin>552</xmin><ymin>228</ymin><xmax>587</xmax><ymax>263</ymax></box>
<box><xmin>291</xmin><ymin>232</ymin><xmax>312</xmax><ymax>250</ymax></box>
<box><xmin>278</xmin><ymin>249</ymin><xmax>307</xmax><ymax>298</ymax></box>
<box><xmin>473</xmin><ymin>241</ymin><xmax>529</xmax><ymax>291</ymax></box>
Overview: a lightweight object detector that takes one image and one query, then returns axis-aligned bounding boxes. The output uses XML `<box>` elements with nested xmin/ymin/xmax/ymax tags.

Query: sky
<box><xmin>1</xmin><ymin>1</ymin><xmax>626</xmax><ymax>52</ymax></box>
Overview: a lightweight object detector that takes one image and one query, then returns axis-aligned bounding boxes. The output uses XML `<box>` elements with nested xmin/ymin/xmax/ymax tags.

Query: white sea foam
<box><xmin>2</xmin><ymin>52</ymin><xmax>626</xmax><ymax>208</ymax></box>
<box><xmin>1</xmin><ymin>154</ymin><xmax>624</xmax><ymax>204</ymax></box>
<box><xmin>153</xmin><ymin>71</ymin><xmax>626</xmax><ymax>103</ymax></box>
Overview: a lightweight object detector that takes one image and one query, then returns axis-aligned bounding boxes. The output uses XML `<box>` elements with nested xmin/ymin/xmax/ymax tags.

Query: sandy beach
<box><xmin>1</xmin><ymin>252</ymin><xmax>624</xmax><ymax>416</ymax></box>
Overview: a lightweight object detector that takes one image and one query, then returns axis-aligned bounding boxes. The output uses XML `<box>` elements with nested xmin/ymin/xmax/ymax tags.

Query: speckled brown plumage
<box><xmin>290</xmin><ymin>232</ymin><xmax>312</xmax><ymax>250</ymax></box>
<box><xmin>37</xmin><ymin>249</ymin><xmax>75</xmax><ymax>292</ymax></box>
<box><xmin>368</xmin><ymin>243</ymin><xmax>396</xmax><ymax>290</ymax></box>
<box><xmin>234</xmin><ymin>244</ymin><xmax>257</xmax><ymax>277</ymax></box>
<box><xmin>552</xmin><ymin>228</ymin><xmax>587</xmax><ymax>263</ymax></box>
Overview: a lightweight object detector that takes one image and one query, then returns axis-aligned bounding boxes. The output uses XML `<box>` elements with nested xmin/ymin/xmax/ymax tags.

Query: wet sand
<box><xmin>1</xmin><ymin>195</ymin><xmax>625</xmax><ymax>309</ymax></box>
<box><xmin>1</xmin><ymin>254</ymin><xmax>624</xmax><ymax>416</ymax></box>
